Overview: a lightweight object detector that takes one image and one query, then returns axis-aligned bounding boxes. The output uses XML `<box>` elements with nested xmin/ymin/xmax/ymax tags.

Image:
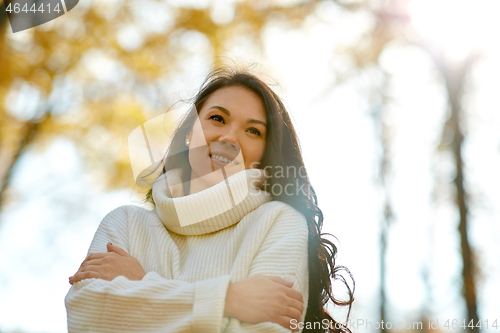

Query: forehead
<box><xmin>201</xmin><ymin>86</ymin><xmax>266</xmax><ymax>118</ymax></box>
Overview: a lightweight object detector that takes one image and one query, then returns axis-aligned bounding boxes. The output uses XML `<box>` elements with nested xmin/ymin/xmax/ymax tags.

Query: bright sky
<box><xmin>1</xmin><ymin>1</ymin><xmax>499</xmax><ymax>332</ymax></box>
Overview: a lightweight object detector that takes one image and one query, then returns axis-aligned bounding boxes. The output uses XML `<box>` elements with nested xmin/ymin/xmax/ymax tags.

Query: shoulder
<box><xmin>89</xmin><ymin>204</ymin><xmax>156</xmax><ymax>254</ymax></box>
<box><xmin>256</xmin><ymin>200</ymin><xmax>306</xmax><ymax>220</ymax></box>
<box><xmin>98</xmin><ymin>204</ymin><xmax>155</xmax><ymax>230</ymax></box>
<box><xmin>253</xmin><ymin>200</ymin><xmax>308</xmax><ymax>232</ymax></box>
<box><xmin>104</xmin><ymin>204</ymin><xmax>156</xmax><ymax>218</ymax></box>
<box><xmin>248</xmin><ymin>201</ymin><xmax>309</xmax><ymax>257</ymax></box>
<box><xmin>104</xmin><ymin>204</ymin><xmax>151</xmax><ymax>215</ymax></box>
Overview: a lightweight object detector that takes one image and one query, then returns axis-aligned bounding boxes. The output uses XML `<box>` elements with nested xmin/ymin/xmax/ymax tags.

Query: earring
<box><xmin>185</xmin><ymin>138</ymin><xmax>190</xmax><ymax>146</ymax></box>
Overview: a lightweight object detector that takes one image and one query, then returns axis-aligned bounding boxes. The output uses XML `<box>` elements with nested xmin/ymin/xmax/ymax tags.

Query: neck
<box><xmin>188</xmin><ymin>169</ymin><xmax>226</xmax><ymax>195</ymax></box>
<box><xmin>152</xmin><ymin>167</ymin><xmax>272</xmax><ymax>235</ymax></box>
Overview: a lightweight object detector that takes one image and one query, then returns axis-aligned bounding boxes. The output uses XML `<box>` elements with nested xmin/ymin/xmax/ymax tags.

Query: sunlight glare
<box><xmin>409</xmin><ymin>0</ymin><xmax>500</xmax><ymax>62</ymax></box>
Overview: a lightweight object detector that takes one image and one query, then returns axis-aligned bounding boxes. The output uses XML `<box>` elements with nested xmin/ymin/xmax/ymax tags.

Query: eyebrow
<box><xmin>209</xmin><ymin>105</ymin><xmax>267</xmax><ymax>127</ymax></box>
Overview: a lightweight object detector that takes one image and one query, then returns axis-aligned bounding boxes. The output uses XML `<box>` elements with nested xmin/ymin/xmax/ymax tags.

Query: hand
<box><xmin>224</xmin><ymin>275</ymin><xmax>304</xmax><ymax>332</ymax></box>
<box><xmin>69</xmin><ymin>243</ymin><xmax>146</xmax><ymax>285</ymax></box>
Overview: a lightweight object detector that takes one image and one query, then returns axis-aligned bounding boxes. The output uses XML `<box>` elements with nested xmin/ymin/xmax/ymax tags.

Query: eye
<box><xmin>209</xmin><ymin>115</ymin><xmax>225</xmax><ymax>124</ymax></box>
<box><xmin>247</xmin><ymin>127</ymin><xmax>261</xmax><ymax>136</ymax></box>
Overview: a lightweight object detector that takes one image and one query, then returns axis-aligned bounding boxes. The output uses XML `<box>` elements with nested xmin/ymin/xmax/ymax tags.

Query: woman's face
<box><xmin>187</xmin><ymin>86</ymin><xmax>267</xmax><ymax>181</ymax></box>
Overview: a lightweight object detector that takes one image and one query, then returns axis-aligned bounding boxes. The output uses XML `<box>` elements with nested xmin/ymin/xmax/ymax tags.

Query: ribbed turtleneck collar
<box><xmin>152</xmin><ymin>168</ymin><xmax>271</xmax><ymax>235</ymax></box>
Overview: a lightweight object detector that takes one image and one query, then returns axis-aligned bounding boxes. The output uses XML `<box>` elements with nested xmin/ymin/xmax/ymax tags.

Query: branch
<box><xmin>0</xmin><ymin>111</ymin><xmax>51</xmax><ymax>213</ymax></box>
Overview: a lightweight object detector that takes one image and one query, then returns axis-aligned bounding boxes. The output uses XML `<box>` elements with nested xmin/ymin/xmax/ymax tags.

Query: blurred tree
<box><xmin>378</xmin><ymin>3</ymin><xmax>481</xmax><ymax>329</ymax></box>
<box><xmin>372</xmin><ymin>75</ymin><xmax>393</xmax><ymax>333</ymax></box>
<box><xmin>435</xmin><ymin>51</ymin><xmax>480</xmax><ymax>333</ymax></box>
<box><xmin>327</xmin><ymin>0</ymin><xmax>481</xmax><ymax>330</ymax></box>
<box><xmin>0</xmin><ymin>0</ymin><xmax>482</xmax><ymax>330</ymax></box>
<box><xmin>326</xmin><ymin>1</ymin><xmax>398</xmax><ymax>329</ymax></box>
<box><xmin>0</xmin><ymin>0</ymin><xmax>6</xmax><ymax>28</ymax></box>
<box><xmin>0</xmin><ymin>0</ymin><xmax>320</xmax><ymax>211</ymax></box>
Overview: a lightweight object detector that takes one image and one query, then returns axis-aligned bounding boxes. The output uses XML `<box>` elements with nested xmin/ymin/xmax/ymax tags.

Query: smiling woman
<box><xmin>65</xmin><ymin>66</ymin><xmax>354</xmax><ymax>333</ymax></box>
<box><xmin>186</xmin><ymin>86</ymin><xmax>267</xmax><ymax>194</ymax></box>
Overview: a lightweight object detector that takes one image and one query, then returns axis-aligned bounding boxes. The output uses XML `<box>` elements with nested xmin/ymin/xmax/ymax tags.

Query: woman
<box><xmin>66</xmin><ymin>66</ymin><xmax>354</xmax><ymax>332</ymax></box>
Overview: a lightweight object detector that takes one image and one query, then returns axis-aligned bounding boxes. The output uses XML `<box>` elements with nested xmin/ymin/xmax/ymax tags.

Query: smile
<box><xmin>210</xmin><ymin>154</ymin><xmax>239</xmax><ymax>165</ymax></box>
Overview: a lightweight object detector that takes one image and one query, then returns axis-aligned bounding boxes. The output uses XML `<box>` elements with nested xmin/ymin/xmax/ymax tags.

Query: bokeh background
<box><xmin>1</xmin><ymin>0</ymin><xmax>499</xmax><ymax>332</ymax></box>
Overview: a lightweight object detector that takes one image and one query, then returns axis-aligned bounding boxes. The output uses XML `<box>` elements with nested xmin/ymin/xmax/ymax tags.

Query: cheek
<box><xmin>191</xmin><ymin>133</ymin><xmax>204</xmax><ymax>147</ymax></box>
<box><xmin>198</xmin><ymin>123</ymin><xmax>222</xmax><ymax>145</ymax></box>
<box><xmin>191</xmin><ymin>126</ymin><xmax>211</xmax><ymax>147</ymax></box>
<box><xmin>243</xmin><ymin>141</ymin><xmax>266</xmax><ymax>166</ymax></box>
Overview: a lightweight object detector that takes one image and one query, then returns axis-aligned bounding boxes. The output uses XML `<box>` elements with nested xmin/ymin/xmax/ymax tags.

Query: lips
<box><xmin>208</xmin><ymin>149</ymin><xmax>240</xmax><ymax>166</ymax></box>
<box><xmin>210</xmin><ymin>153</ymin><xmax>239</xmax><ymax>165</ymax></box>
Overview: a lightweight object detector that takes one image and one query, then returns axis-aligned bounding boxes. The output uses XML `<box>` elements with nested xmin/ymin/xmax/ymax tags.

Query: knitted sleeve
<box><xmin>223</xmin><ymin>202</ymin><xmax>310</xmax><ymax>333</ymax></box>
<box><xmin>64</xmin><ymin>206</ymin><xmax>231</xmax><ymax>333</ymax></box>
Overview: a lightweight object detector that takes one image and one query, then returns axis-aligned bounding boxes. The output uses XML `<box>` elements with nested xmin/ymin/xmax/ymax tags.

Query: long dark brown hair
<box><xmin>145</xmin><ymin>66</ymin><xmax>354</xmax><ymax>332</ymax></box>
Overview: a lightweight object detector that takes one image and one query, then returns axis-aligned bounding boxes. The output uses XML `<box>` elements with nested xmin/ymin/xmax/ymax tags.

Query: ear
<box><xmin>185</xmin><ymin>131</ymin><xmax>192</xmax><ymax>146</ymax></box>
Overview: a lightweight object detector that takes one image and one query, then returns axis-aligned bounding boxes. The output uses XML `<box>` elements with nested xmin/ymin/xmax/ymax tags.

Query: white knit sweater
<box><xmin>65</xmin><ymin>168</ymin><xmax>310</xmax><ymax>332</ymax></box>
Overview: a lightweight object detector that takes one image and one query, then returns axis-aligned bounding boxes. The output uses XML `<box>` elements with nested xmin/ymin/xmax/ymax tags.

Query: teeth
<box><xmin>211</xmin><ymin>154</ymin><xmax>239</xmax><ymax>165</ymax></box>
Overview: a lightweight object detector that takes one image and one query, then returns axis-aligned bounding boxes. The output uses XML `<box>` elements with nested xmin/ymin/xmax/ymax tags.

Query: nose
<box><xmin>217</xmin><ymin>127</ymin><xmax>238</xmax><ymax>148</ymax></box>
<box><xmin>221</xmin><ymin>141</ymin><xmax>237</xmax><ymax>149</ymax></box>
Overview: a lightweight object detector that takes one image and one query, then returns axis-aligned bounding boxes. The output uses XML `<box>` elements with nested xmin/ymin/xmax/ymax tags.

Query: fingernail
<box><xmin>108</xmin><ymin>242</ymin><xmax>113</xmax><ymax>246</ymax></box>
<box><xmin>286</xmin><ymin>280</ymin><xmax>294</xmax><ymax>284</ymax></box>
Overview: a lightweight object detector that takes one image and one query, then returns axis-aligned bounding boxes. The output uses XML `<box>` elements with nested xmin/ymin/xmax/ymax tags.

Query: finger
<box><xmin>284</xmin><ymin>306</ymin><xmax>302</xmax><ymax>324</ymax></box>
<box><xmin>286</xmin><ymin>297</ymin><xmax>305</xmax><ymax>315</ymax></box>
<box><xmin>79</xmin><ymin>253</ymin><xmax>108</xmax><ymax>268</ymax></box>
<box><xmin>78</xmin><ymin>256</ymin><xmax>108</xmax><ymax>271</ymax></box>
<box><xmin>266</xmin><ymin>275</ymin><xmax>293</xmax><ymax>286</ymax></box>
<box><xmin>72</xmin><ymin>261</ymin><xmax>104</xmax><ymax>279</ymax></box>
<box><xmin>69</xmin><ymin>271</ymin><xmax>102</xmax><ymax>285</ymax></box>
<box><xmin>285</xmin><ymin>287</ymin><xmax>304</xmax><ymax>303</ymax></box>
<box><xmin>80</xmin><ymin>258</ymin><xmax>106</xmax><ymax>269</ymax></box>
<box><xmin>107</xmin><ymin>242</ymin><xmax>129</xmax><ymax>257</ymax></box>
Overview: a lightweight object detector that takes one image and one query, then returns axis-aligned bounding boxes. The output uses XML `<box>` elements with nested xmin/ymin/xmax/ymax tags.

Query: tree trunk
<box><xmin>0</xmin><ymin>106</ymin><xmax>51</xmax><ymax>213</ymax></box>
<box><xmin>0</xmin><ymin>1</ymin><xmax>8</xmax><ymax>30</ymax></box>
<box><xmin>370</xmin><ymin>74</ymin><xmax>392</xmax><ymax>333</ymax></box>
<box><xmin>436</xmin><ymin>55</ymin><xmax>479</xmax><ymax>332</ymax></box>
<box><xmin>0</xmin><ymin>120</ymin><xmax>42</xmax><ymax>210</ymax></box>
